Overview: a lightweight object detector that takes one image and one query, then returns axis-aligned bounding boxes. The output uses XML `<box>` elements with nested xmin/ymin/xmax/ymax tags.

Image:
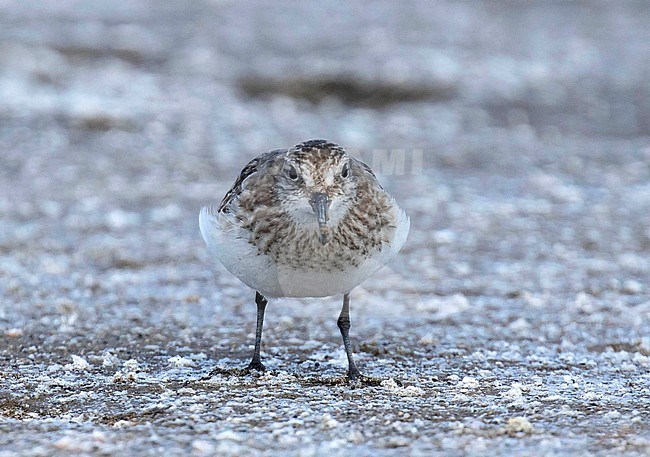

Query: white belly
<box><xmin>272</xmin><ymin>256</ymin><xmax>386</xmax><ymax>297</ymax></box>
<box><xmin>199</xmin><ymin>205</ymin><xmax>409</xmax><ymax>298</ymax></box>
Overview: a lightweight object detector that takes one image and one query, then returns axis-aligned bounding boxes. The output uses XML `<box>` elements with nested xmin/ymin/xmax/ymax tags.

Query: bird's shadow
<box><xmin>198</xmin><ymin>365</ymin><xmax>384</xmax><ymax>388</ymax></box>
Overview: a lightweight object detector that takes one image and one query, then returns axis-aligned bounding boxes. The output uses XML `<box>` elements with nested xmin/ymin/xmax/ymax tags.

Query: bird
<box><xmin>199</xmin><ymin>139</ymin><xmax>410</xmax><ymax>381</ymax></box>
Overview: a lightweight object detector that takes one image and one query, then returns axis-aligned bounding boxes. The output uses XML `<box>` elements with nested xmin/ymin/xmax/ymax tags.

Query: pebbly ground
<box><xmin>1</xmin><ymin>1</ymin><xmax>649</xmax><ymax>455</ymax></box>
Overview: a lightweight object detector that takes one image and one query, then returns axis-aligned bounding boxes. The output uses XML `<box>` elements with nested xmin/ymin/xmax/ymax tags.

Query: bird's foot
<box><xmin>200</xmin><ymin>361</ymin><xmax>266</xmax><ymax>380</ymax></box>
<box><xmin>245</xmin><ymin>360</ymin><xmax>266</xmax><ymax>373</ymax></box>
<box><xmin>200</xmin><ymin>366</ymin><xmax>241</xmax><ymax>380</ymax></box>
<box><xmin>346</xmin><ymin>369</ymin><xmax>381</xmax><ymax>387</ymax></box>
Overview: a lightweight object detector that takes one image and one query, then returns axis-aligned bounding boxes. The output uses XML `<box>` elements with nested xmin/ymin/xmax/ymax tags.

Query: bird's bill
<box><xmin>309</xmin><ymin>192</ymin><xmax>330</xmax><ymax>245</ymax></box>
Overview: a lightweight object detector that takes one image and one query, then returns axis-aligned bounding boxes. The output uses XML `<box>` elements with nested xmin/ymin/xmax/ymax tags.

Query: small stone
<box><xmin>622</xmin><ymin>280</ymin><xmax>643</xmax><ymax>294</ymax></box>
<box><xmin>582</xmin><ymin>391</ymin><xmax>600</xmax><ymax>401</ymax></box>
<box><xmin>505</xmin><ymin>417</ymin><xmax>534</xmax><ymax>435</ymax></box>
<box><xmin>458</xmin><ymin>376</ymin><xmax>479</xmax><ymax>389</ymax></box>
<box><xmin>169</xmin><ymin>355</ymin><xmax>196</xmax><ymax>367</ymax></box>
<box><xmin>192</xmin><ymin>440</ymin><xmax>215</xmax><ymax>454</ymax></box>
<box><xmin>215</xmin><ymin>430</ymin><xmax>244</xmax><ymax>442</ymax></box>
<box><xmin>113</xmin><ymin>420</ymin><xmax>136</xmax><ymax>427</ymax></box>
<box><xmin>321</xmin><ymin>413</ymin><xmax>339</xmax><ymax>429</ymax></box>
<box><xmin>380</xmin><ymin>436</ymin><xmax>410</xmax><ymax>448</ymax></box>
<box><xmin>123</xmin><ymin>359</ymin><xmax>139</xmax><ymax>370</ymax></box>
<box><xmin>504</xmin><ymin>385</ymin><xmax>524</xmax><ymax>399</ymax></box>
<box><xmin>5</xmin><ymin>328</ymin><xmax>23</xmax><ymax>337</ymax></box>
<box><xmin>508</xmin><ymin>317</ymin><xmax>531</xmax><ymax>332</ymax></box>
<box><xmin>113</xmin><ymin>371</ymin><xmax>137</xmax><ymax>382</ymax></box>
<box><xmin>418</xmin><ymin>332</ymin><xmax>437</xmax><ymax>345</ymax></box>
<box><xmin>102</xmin><ymin>352</ymin><xmax>119</xmax><ymax>367</ymax></box>
<box><xmin>65</xmin><ymin>355</ymin><xmax>91</xmax><ymax>371</ymax></box>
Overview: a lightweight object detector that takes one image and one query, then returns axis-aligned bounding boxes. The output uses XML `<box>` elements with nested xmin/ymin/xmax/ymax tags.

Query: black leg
<box><xmin>337</xmin><ymin>293</ymin><xmax>361</xmax><ymax>380</ymax></box>
<box><xmin>247</xmin><ymin>292</ymin><xmax>268</xmax><ymax>371</ymax></box>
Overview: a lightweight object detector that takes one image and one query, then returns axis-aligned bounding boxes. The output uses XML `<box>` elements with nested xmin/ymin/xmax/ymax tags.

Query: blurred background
<box><xmin>0</xmin><ymin>1</ymin><xmax>649</xmax><ymax>454</ymax></box>
<box><xmin>1</xmin><ymin>0</ymin><xmax>648</xmax><ymax>314</ymax></box>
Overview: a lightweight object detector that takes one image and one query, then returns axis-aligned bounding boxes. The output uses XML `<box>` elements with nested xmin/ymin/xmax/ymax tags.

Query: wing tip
<box><xmin>392</xmin><ymin>204</ymin><xmax>411</xmax><ymax>254</ymax></box>
<box><xmin>199</xmin><ymin>205</ymin><xmax>218</xmax><ymax>243</ymax></box>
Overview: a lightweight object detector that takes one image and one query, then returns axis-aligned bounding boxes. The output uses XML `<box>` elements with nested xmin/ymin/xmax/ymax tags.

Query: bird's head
<box><xmin>275</xmin><ymin>140</ymin><xmax>358</xmax><ymax>245</ymax></box>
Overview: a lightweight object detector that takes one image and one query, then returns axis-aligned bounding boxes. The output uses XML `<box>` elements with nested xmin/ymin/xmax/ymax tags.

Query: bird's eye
<box><xmin>341</xmin><ymin>163</ymin><xmax>350</xmax><ymax>178</ymax></box>
<box><xmin>287</xmin><ymin>164</ymin><xmax>299</xmax><ymax>180</ymax></box>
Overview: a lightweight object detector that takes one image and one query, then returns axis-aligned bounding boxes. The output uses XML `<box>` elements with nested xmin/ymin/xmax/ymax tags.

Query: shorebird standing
<box><xmin>200</xmin><ymin>139</ymin><xmax>409</xmax><ymax>381</ymax></box>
